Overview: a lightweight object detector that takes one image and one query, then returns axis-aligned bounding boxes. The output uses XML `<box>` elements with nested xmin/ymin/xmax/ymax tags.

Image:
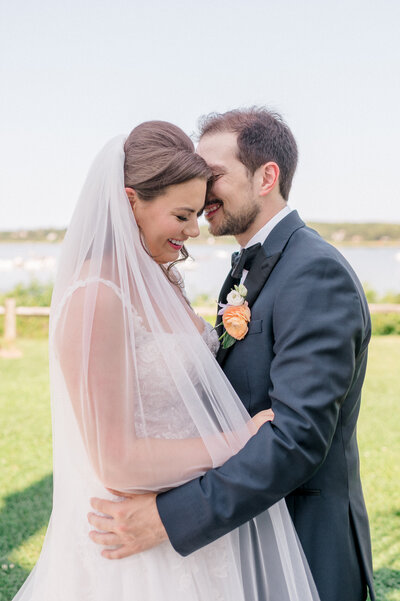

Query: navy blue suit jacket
<box><xmin>157</xmin><ymin>211</ymin><xmax>375</xmax><ymax>601</ymax></box>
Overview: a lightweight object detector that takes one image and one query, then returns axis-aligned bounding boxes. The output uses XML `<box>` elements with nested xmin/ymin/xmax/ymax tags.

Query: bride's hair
<box><xmin>124</xmin><ymin>120</ymin><xmax>211</xmax><ymax>199</ymax></box>
<box><xmin>123</xmin><ymin>120</ymin><xmax>211</xmax><ymax>283</ymax></box>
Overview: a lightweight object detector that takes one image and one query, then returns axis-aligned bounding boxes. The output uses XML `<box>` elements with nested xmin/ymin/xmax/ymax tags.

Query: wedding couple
<box><xmin>13</xmin><ymin>108</ymin><xmax>375</xmax><ymax>601</ymax></box>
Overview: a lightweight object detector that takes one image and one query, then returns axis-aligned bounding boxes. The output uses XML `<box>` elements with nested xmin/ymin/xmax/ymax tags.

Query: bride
<box><xmin>12</xmin><ymin>121</ymin><xmax>320</xmax><ymax>600</ymax></box>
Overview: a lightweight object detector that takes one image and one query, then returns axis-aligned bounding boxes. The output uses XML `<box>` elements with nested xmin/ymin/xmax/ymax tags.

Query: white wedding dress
<box><xmin>13</xmin><ymin>293</ymin><xmax>243</xmax><ymax>601</ymax></box>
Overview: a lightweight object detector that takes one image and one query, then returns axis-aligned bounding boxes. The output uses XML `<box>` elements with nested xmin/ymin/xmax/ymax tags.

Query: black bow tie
<box><xmin>231</xmin><ymin>243</ymin><xmax>261</xmax><ymax>279</ymax></box>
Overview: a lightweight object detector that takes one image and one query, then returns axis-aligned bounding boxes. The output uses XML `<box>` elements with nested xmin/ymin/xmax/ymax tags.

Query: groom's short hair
<box><xmin>198</xmin><ymin>107</ymin><xmax>298</xmax><ymax>200</ymax></box>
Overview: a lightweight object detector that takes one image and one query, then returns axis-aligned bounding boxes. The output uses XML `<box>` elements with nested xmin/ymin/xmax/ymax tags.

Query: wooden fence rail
<box><xmin>368</xmin><ymin>304</ymin><xmax>400</xmax><ymax>314</ymax></box>
<box><xmin>1</xmin><ymin>301</ymin><xmax>400</xmax><ymax>342</ymax></box>
<box><xmin>0</xmin><ymin>302</ymin><xmax>50</xmax><ymax>341</ymax></box>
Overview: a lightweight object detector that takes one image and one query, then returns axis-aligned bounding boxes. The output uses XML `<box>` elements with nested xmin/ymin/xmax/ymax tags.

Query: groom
<box><xmin>89</xmin><ymin>108</ymin><xmax>375</xmax><ymax>601</ymax></box>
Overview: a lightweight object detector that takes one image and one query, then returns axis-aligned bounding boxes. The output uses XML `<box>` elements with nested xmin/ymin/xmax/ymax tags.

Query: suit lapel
<box><xmin>215</xmin><ymin>271</ymin><xmax>238</xmax><ymax>330</ymax></box>
<box><xmin>216</xmin><ymin>210</ymin><xmax>305</xmax><ymax>366</ymax></box>
<box><xmin>243</xmin><ymin>250</ymin><xmax>282</xmax><ymax>307</ymax></box>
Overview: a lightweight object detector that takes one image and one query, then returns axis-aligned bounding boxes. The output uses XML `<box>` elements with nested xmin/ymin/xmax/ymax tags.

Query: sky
<box><xmin>0</xmin><ymin>0</ymin><xmax>399</xmax><ymax>229</ymax></box>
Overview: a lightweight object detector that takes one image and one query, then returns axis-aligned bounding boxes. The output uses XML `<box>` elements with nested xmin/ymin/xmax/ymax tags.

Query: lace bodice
<box><xmin>199</xmin><ymin>318</ymin><xmax>220</xmax><ymax>356</ymax></box>
<box><xmin>132</xmin><ymin>311</ymin><xmax>219</xmax><ymax>439</ymax></box>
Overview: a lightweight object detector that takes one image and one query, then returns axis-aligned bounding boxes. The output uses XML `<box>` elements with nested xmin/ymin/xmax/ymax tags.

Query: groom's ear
<box><xmin>258</xmin><ymin>162</ymin><xmax>280</xmax><ymax>197</ymax></box>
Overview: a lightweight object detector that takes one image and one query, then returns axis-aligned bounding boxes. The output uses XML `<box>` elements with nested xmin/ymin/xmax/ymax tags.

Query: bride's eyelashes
<box><xmin>175</xmin><ymin>208</ymin><xmax>204</xmax><ymax>221</ymax></box>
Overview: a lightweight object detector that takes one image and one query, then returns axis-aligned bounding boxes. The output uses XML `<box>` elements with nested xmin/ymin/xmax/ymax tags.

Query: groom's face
<box><xmin>197</xmin><ymin>131</ymin><xmax>261</xmax><ymax>237</ymax></box>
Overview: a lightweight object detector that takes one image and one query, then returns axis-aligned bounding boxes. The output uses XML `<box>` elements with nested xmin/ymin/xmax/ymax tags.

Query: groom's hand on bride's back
<box><xmin>88</xmin><ymin>491</ymin><xmax>168</xmax><ymax>559</ymax></box>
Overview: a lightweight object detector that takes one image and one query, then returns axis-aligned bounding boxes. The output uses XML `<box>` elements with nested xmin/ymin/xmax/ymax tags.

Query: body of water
<box><xmin>1</xmin><ymin>242</ymin><xmax>400</xmax><ymax>302</ymax></box>
<box><xmin>181</xmin><ymin>243</ymin><xmax>400</xmax><ymax>301</ymax></box>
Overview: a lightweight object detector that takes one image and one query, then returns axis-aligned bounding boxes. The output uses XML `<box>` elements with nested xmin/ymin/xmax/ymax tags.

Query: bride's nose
<box><xmin>184</xmin><ymin>218</ymin><xmax>200</xmax><ymax>239</ymax></box>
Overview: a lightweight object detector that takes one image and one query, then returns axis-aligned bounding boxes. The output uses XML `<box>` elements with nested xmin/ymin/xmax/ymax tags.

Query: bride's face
<box><xmin>127</xmin><ymin>178</ymin><xmax>206</xmax><ymax>264</ymax></box>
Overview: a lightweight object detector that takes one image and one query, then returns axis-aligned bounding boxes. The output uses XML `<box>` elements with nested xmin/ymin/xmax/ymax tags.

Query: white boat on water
<box><xmin>0</xmin><ymin>256</ymin><xmax>57</xmax><ymax>272</ymax></box>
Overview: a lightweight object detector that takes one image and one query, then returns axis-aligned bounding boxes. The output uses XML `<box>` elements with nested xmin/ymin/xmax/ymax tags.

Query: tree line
<box><xmin>2</xmin><ymin>223</ymin><xmax>400</xmax><ymax>245</ymax></box>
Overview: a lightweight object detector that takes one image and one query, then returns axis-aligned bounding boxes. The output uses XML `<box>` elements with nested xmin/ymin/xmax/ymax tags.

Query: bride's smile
<box><xmin>125</xmin><ymin>178</ymin><xmax>206</xmax><ymax>264</ymax></box>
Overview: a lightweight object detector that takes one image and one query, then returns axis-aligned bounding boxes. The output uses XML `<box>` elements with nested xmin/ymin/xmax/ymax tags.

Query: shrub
<box><xmin>380</xmin><ymin>291</ymin><xmax>400</xmax><ymax>304</ymax></box>
<box><xmin>363</xmin><ymin>283</ymin><xmax>379</xmax><ymax>304</ymax></box>
<box><xmin>371</xmin><ymin>313</ymin><xmax>400</xmax><ymax>336</ymax></box>
<box><xmin>0</xmin><ymin>280</ymin><xmax>53</xmax><ymax>307</ymax></box>
<box><xmin>0</xmin><ymin>315</ymin><xmax>49</xmax><ymax>339</ymax></box>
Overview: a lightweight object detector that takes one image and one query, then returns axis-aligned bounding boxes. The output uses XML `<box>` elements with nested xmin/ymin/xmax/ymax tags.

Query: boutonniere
<box><xmin>217</xmin><ymin>284</ymin><xmax>251</xmax><ymax>349</ymax></box>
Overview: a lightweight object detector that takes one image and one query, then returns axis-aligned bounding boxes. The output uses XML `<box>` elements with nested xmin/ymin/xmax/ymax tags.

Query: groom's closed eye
<box><xmin>207</xmin><ymin>162</ymin><xmax>226</xmax><ymax>176</ymax></box>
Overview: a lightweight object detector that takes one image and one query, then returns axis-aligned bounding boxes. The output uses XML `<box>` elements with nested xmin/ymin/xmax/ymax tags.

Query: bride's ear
<box><xmin>125</xmin><ymin>187</ymin><xmax>138</xmax><ymax>211</ymax></box>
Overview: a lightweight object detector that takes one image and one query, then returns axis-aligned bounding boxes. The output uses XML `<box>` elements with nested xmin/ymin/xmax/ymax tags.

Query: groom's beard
<box><xmin>209</xmin><ymin>202</ymin><xmax>261</xmax><ymax>237</ymax></box>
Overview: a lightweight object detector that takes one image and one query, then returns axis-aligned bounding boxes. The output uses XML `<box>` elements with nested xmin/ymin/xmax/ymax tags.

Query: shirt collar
<box><xmin>244</xmin><ymin>205</ymin><xmax>293</xmax><ymax>249</ymax></box>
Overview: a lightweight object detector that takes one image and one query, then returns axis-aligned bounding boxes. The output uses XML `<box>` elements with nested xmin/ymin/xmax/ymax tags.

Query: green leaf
<box><xmin>222</xmin><ymin>333</ymin><xmax>236</xmax><ymax>349</ymax></box>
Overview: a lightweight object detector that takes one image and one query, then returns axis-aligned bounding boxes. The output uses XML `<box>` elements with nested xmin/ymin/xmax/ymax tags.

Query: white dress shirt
<box><xmin>240</xmin><ymin>205</ymin><xmax>293</xmax><ymax>284</ymax></box>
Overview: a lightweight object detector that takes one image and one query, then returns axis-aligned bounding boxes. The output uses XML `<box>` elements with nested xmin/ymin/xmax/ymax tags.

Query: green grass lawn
<box><xmin>0</xmin><ymin>337</ymin><xmax>399</xmax><ymax>600</ymax></box>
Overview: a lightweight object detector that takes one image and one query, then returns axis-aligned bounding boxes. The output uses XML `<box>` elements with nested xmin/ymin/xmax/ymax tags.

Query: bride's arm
<box><xmin>56</xmin><ymin>281</ymin><xmax>212</xmax><ymax>491</ymax></box>
<box><xmin>56</xmin><ymin>281</ymin><xmax>273</xmax><ymax>492</ymax></box>
<box><xmin>107</xmin><ymin>409</ymin><xmax>273</xmax><ymax>491</ymax></box>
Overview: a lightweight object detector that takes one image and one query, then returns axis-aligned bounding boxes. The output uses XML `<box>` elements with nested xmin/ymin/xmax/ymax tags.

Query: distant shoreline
<box><xmin>2</xmin><ymin>222</ymin><xmax>400</xmax><ymax>247</ymax></box>
<box><xmin>0</xmin><ymin>237</ymin><xmax>237</xmax><ymax>246</ymax></box>
<box><xmin>2</xmin><ymin>239</ymin><xmax>400</xmax><ymax>248</ymax></box>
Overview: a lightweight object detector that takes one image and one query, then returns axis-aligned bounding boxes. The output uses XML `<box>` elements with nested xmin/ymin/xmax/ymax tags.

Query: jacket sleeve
<box><xmin>156</xmin><ymin>256</ymin><xmax>370</xmax><ymax>555</ymax></box>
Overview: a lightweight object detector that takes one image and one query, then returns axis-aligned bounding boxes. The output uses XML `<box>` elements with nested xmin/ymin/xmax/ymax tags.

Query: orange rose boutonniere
<box><xmin>217</xmin><ymin>284</ymin><xmax>251</xmax><ymax>349</ymax></box>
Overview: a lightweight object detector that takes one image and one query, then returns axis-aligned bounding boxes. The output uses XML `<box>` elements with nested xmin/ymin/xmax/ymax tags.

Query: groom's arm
<box><xmin>156</xmin><ymin>256</ymin><xmax>370</xmax><ymax>555</ymax></box>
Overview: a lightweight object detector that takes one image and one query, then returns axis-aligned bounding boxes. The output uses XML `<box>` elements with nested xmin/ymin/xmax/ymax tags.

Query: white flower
<box><xmin>226</xmin><ymin>290</ymin><xmax>245</xmax><ymax>306</ymax></box>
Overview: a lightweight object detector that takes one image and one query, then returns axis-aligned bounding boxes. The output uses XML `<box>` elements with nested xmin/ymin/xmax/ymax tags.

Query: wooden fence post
<box><xmin>4</xmin><ymin>298</ymin><xmax>17</xmax><ymax>341</ymax></box>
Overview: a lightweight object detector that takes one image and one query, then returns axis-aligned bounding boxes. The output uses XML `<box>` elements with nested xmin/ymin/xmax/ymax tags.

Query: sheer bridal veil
<box><xmin>14</xmin><ymin>135</ymin><xmax>320</xmax><ymax>601</ymax></box>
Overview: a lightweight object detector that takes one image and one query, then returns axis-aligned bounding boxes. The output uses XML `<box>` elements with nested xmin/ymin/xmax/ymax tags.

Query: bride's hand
<box><xmin>252</xmin><ymin>409</ymin><xmax>274</xmax><ymax>432</ymax></box>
